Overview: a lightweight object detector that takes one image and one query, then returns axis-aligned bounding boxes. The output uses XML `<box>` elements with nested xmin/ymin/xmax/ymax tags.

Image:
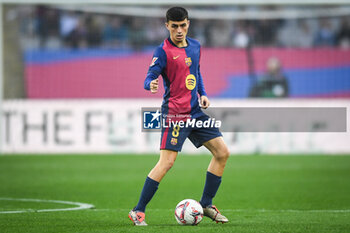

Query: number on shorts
<box><xmin>172</xmin><ymin>125</ymin><xmax>180</xmax><ymax>137</ymax></box>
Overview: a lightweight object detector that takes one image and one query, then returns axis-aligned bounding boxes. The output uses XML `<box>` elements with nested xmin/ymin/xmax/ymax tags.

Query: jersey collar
<box><xmin>167</xmin><ymin>37</ymin><xmax>189</xmax><ymax>48</ymax></box>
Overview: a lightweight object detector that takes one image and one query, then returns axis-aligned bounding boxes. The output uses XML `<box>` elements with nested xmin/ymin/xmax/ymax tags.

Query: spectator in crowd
<box><xmin>232</xmin><ymin>20</ymin><xmax>250</xmax><ymax>48</ymax></box>
<box><xmin>64</xmin><ymin>17</ymin><xmax>87</xmax><ymax>49</ymax></box>
<box><xmin>59</xmin><ymin>11</ymin><xmax>79</xmax><ymax>43</ymax></box>
<box><xmin>15</xmin><ymin>5</ymin><xmax>350</xmax><ymax>50</ymax></box>
<box><xmin>249</xmin><ymin>57</ymin><xmax>289</xmax><ymax>98</ymax></box>
<box><xmin>336</xmin><ymin>17</ymin><xmax>350</xmax><ymax>49</ymax></box>
<box><xmin>277</xmin><ymin>19</ymin><xmax>318</xmax><ymax>48</ymax></box>
<box><xmin>254</xmin><ymin>19</ymin><xmax>280</xmax><ymax>46</ymax></box>
<box><xmin>129</xmin><ymin>18</ymin><xmax>146</xmax><ymax>50</ymax></box>
<box><xmin>103</xmin><ymin>16</ymin><xmax>129</xmax><ymax>48</ymax></box>
<box><xmin>276</xmin><ymin>19</ymin><xmax>298</xmax><ymax>47</ymax></box>
<box><xmin>314</xmin><ymin>18</ymin><xmax>336</xmax><ymax>47</ymax></box>
<box><xmin>294</xmin><ymin>20</ymin><xmax>314</xmax><ymax>48</ymax></box>
<box><xmin>144</xmin><ymin>18</ymin><xmax>168</xmax><ymax>47</ymax></box>
<box><xmin>208</xmin><ymin>20</ymin><xmax>233</xmax><ymax>47</ymax></box>
<box><xmin>18</xmin><ymin>6</ymin><xmax>41</xmax><ymax>50</ymax></box>
<box><xmin>36</xmin><ymin>6</ymin><xmax>60</xmax><ymax>48</ymax></box>
<box><xmin>190</xmin><ymin>19</ymin><xmax>209</xmax><ymax>46</ymax></box>
<box><xmin>85</xmin><ymin>15</ymin><xmax>103</xmax><ymax>47</ymax></box>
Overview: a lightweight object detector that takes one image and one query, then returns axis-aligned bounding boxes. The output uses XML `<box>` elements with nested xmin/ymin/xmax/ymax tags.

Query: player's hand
<box><xmin>200</xmin><ymin>95</ymin><xmax>210</xmax><ymax>109</ymax></box>
<box><xmin>150</xmin><ymin>78</ymin><xmax>159</xmax><ymax>94</ymax></box>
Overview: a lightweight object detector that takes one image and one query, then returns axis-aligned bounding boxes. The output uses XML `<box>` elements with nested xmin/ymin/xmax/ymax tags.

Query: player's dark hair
<box><xmin>166</xmin><ymin>7</ymin><xmax>188</xmax><ymax>22</ymax></box>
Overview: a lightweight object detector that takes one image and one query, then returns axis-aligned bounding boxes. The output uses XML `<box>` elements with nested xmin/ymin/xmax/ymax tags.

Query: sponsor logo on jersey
<box><xmin>185</xmin><ymin>57</ymin><xmax>192</xmax><ymax>67</ymax></box>
<box><xmin>150</xmin><ymin>57</ymin><xmax>158</xmax><ymax>66</ymax></box>
<box><xmin>173</xmin><ymin>55</ymin><xmax>180</xmax><ymax>60</ymax></box>
<box><xmin>185</xmin><ymin>74</ymin><xmax>196</xmax><ymax>90</ymax></box>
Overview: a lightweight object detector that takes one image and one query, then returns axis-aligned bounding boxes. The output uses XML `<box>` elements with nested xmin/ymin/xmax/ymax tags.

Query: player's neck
<box><xmin>170</xmin><ymin>37</ymin><xmax>188</xmax><ymax>48</ymax></box>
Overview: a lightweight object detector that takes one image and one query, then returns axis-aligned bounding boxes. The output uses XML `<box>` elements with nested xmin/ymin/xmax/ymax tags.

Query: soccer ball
<box><xmin>174</xmin><ymin>199</ymin><xmax>203</xmax><ymax>225</ymax></box>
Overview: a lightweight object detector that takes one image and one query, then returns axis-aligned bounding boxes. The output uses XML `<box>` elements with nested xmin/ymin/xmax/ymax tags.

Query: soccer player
<box><xmin>128</xmin><ymin>7</ymin><xmax>230</xmax><ymax>226</ymax></box>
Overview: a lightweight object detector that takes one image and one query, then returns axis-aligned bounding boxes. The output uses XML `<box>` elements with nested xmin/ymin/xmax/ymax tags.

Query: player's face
<box><xmin>166</xmin><ymin>19</ymin><xmax>190</xmax><ymax>45</ymax></box>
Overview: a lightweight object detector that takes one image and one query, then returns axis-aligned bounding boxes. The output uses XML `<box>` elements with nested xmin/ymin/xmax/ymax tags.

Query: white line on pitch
<box><xmin>0</xmin><ymin>197</ymin><xmax>95</xmax><ymax>214</ymax></box>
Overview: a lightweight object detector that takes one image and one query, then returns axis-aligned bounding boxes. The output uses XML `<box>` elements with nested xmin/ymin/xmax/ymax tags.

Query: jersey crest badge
<box><xmin>185</xmin><ymin>57</ymin><xmax>192</xmax><ymax>67</ymax></box>
<box><xmin>171</xmin><ymin>138</ymin><xmax>178</xmax><ymax>145</ymax></box>
<box><xmin>150</xmin><ymin>57</ymin><xmax>158</xmax><ymax>66</ymax></box>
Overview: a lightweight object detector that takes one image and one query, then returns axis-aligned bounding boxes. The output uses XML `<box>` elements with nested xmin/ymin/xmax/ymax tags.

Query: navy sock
<box><xmin>135</xmin><ymin>176</ymin><xmax>159</xmax><ymax>213</ymax></box>
<box><xmin>200</xmin><ymin>171</ymin><xmax>222</xmax><ymax>208</ymax></box>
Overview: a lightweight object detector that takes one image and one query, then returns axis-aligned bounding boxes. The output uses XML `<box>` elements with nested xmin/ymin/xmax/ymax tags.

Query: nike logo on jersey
<box><xmin>173</xmin><ymin>55</ymin><xmax>180</xmax><ymax>60</ymax></box>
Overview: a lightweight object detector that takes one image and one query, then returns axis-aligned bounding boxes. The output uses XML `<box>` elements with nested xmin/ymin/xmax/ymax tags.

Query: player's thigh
<box><xmin>159</xmin><ymin>149</ymin><xmax>178</xmax><ymax>165</ymax></box>
<box><xmin>203</xmin><ymin>137</ymin><xmax>230</xmax><ymax>160</ymax></box>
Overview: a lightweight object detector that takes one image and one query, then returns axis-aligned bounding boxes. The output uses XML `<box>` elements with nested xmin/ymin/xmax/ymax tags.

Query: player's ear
<box><xmin>165</xmin><ymin>22</ymin><xmax>170</xmax><ymax>30</ymax></box>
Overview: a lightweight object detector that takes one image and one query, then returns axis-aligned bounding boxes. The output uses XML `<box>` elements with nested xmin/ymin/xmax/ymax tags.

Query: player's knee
<box><xmin>222</xmin><ymin>147</ymin><xmax>230</xmax><ymax>160</ymax></box>
<box><xmin>215</xmin><ymin>147</ymin><xmax>230</xmax><ymax>162</ymax></box>
<box><xmin>162</xmin><ymin>158</ymin><xmax>175</xmax><ymax>172</ymax></box>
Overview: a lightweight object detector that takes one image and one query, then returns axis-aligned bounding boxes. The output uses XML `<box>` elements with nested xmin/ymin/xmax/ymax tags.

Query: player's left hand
<box><xmin>200</xmin><ymin>95</ymin><xmax>210</xmax><ymax>109</ymax></box>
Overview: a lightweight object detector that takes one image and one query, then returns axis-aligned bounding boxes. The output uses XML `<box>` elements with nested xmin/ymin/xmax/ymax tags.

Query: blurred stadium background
<box><xmin>1</xmin><ymin>0</ymin><xmax>350</xmax><ymax>154</ymax></box>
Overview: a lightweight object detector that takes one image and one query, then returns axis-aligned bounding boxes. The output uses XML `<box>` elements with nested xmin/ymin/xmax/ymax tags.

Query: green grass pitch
<box><xmin>1</xmin><ymin>154</ymin><xmax>350</xmax><ymax>233</ymax></box>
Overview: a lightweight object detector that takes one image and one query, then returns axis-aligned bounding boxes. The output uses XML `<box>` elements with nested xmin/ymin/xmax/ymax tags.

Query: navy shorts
<box><xmin>160</xmin><ymin>114</ymin><xmax>222</xmax><ymax>152</ymax></box>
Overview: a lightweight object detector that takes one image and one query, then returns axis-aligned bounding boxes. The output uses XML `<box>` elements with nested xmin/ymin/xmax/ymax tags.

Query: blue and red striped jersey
<box><xmin>144</xmin><ymin>37</ymin><xmax>207</xmax><ymax>119</ymax></box>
